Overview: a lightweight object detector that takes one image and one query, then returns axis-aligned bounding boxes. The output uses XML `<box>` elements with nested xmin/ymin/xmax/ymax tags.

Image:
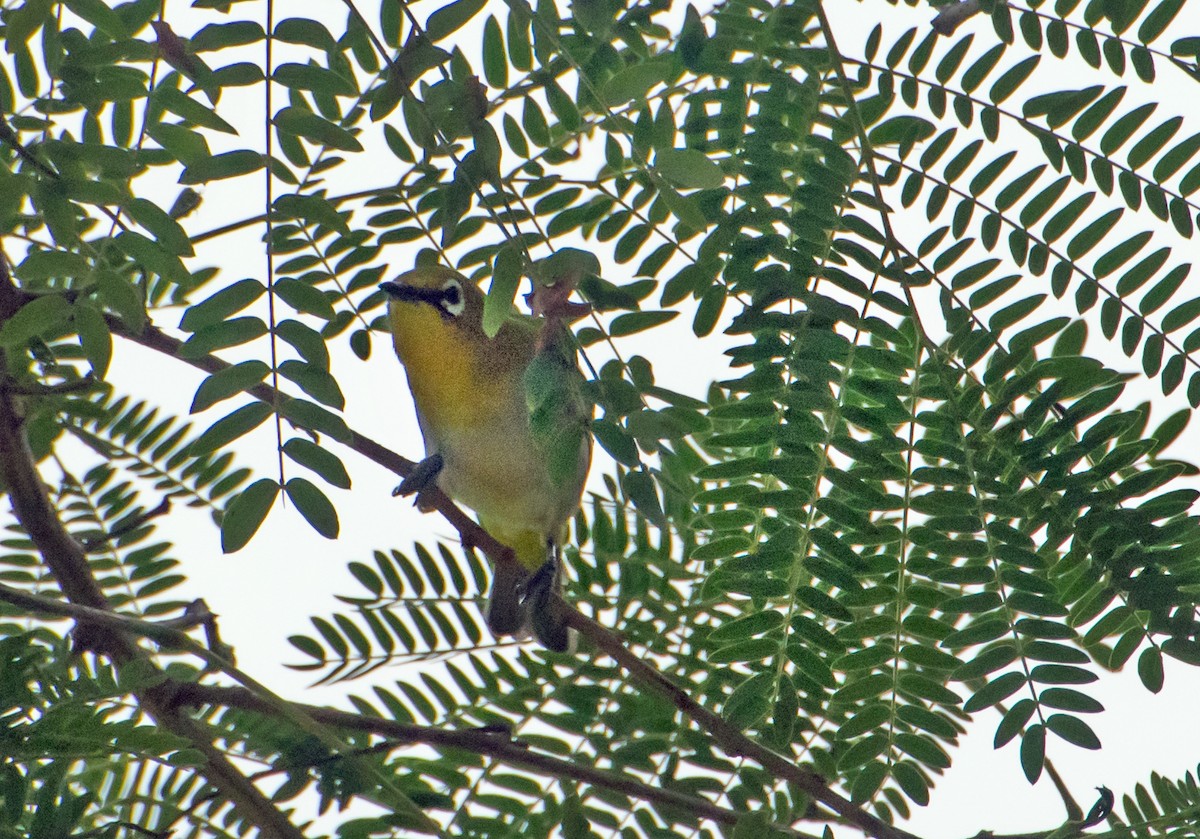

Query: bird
<box><xmin>380</xmin><ymin>263</ymin><xmax>592</xmax><ymax>651</ymax></box>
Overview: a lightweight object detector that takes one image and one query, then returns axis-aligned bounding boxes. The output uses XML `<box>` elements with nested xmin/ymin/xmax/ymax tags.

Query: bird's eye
<box><xmin>439</xmin><ymin>279</ymin><xmax>465</xmax><ymax>317</ymax></box>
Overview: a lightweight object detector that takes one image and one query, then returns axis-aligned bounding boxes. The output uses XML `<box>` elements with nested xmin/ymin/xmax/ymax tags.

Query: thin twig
<box><xmin>0</xmin><ymin>581</ymin><xmax>191</xmax><ymax>646</ymax></box>
<box><xmin>1</xmin><ymin>372</ymin><xmax>98</xmax><ymax>396</ymax></box>
<box><xmin>1046</xmin><ymin>759</ymin><xmax>1083</xmax><ymax>822</ymax></box>
<box><xmin>80</xmin><ymin>495</ymin><xmax>172</xmax><ymax>552</ymax></box>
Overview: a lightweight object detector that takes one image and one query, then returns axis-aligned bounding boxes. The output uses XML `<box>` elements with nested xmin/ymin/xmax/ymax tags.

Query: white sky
<box><xmin>10</xmin><ymin>0</ymin><xmax>1200</xmax><ymax>836</ymax></box>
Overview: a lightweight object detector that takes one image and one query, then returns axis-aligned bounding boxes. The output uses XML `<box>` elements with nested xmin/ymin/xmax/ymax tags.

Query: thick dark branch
<box><xmin>0</xmin><ymin>273</ymin><xmax>306</xmax><ymax>839</ymax></box>
<box><xmin>0</xmin><ymin>386</ymin><xmax>112</xmax><ymax>613</ymax></box>
<box><xmin>170</xmin><ymin>682</ymin><xmax>811</xmax><ymax>836</ymax></box>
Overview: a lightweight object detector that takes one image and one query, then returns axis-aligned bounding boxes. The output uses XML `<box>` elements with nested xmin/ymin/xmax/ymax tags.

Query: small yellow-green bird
<box><xmin>380</xmin><ymin>264</ymin><xmax>592</xmax><ymax>651</ymax></box>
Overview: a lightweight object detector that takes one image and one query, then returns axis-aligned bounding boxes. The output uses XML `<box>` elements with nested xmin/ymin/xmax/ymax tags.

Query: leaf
<box><xmin>0</xmin><ymin>293</ymin><xmax>71</xmax><ymax>347</ymax></box>
<box><xmin>282</xmin><ymin>398</ymin><xmax>354</xmax><ymax>443</ymax></box>
<box><xmin>124</xmin><ymin>198</ymin><xmax>193</xmax><ymax>256</ymax></box>
<box><xmin>994</xmin><ymin>698</ymin><xmax>1037</xmax><ymax>748</ymax></box>
<box><xmin>153</xmin><ymin>86</ymin><xmax>237</xmax><ymax>134</ymax></box>
<box><xmin>609</xmin><ymin>311</ymin><xmax>678</xmax><ymax>337</ymax></box>
<box><xmin>963</xmin><ymin>671</ymin><xmax>1026</xmax><ymax>712</ymax></box>
<box><xmin>603</xmin><ymin>61</ymin><xmax>670</xmax><ymax>105</ymax></box>
<box><xmin>73</xmin><ymin>302</ymin><xmax>112</xmax><ymax>378</ymax></box>
<box><xmin>654</xmin><ymin>148</ymin><xmax>724</xmax><ymax>190</ymax></box>
<box><xmin>1140</xmin><ymin>0</ymin><xmax>1186</xmax><ymax>43</ymax></box>
<box><xmin>723</xmin><ymin>673</ymin><xmax>772</xmax><ymax>729</ymax></box>
<box><xmin>273</xmin><ymin>62</ymin><xmax>357</xmax><ymax>96</ymax></box>
<box><xmin>285</xmin><ymin>477</ymin><xmax>339</xmax><ymax>539</ymax></box>
<box><xmin>221</xmin><ymin>478</ymin><xmax>279</xmax><ymax>553</ymax></box>
<box><xmin>278</xmin><ymin>359</ymin><xmax>345</xmax><ymax>410</ymax></box>
<box><xmin>179</xmin><ymin>316</ymin><xmax>267</xmax><ymax>358</ymax></box>
<box><xmin>1020</xmin><ymin>724</ymin><xmax>1045</xmax><ymax>783</ymax></box>
<box><xmin>180</xmin><ymin>150</ymin><xmax>265</xmax><ymax>184</ymax></box>
<box><xmin>274</xmin><ymin>278</ymin><xmax>335</xmax><ymax>319</ymax></box>
<box><xmin>484</xmin><ymin>245</ymin><xmax>522</xmax><ymax>338</ymax></box>
<box><xmin>481</xmin><ymin>16</ymin><xmax>507</xmax><ymax>89</ymax></box>
<box><xmin>190</xmin><ymin>361</ymin><xmax>271</xmax><ymax>413</ymax></box>
<box><xmin>708</xmin><ymin>609</ymin><xmax>785</xmax><ymax>643</ymax></box>
<box><xmin>1039</xmin><ymin>688</ymin><xmax>1104</xmax><ymax>713</ymax></box>
<box><xmin>63</xmin><ymin>0</ymin><xmax>130</xmax><ymax>37</ymax></box>
<box><xmin>850</xmin><ymin>761</ymin><xmax>887</xmax><ymax>804</ymax></box>
<box><xmin>180</xmin><ymin>279</ymin><xmax>266</xmax><ymax>333</ymax></box>
<box><xmin>275</xmin><ymin>319</ymin><xmax>330</xmax><ymax>368</ymax></box>
<box><xmin>692</xmin><ymin>284</ymin><xmax>726</xmax><ymax>337</ymax></box>
<box><xmin>1029</xmin><ymin>663</ymin><xmax>1098</xmax><ymax>684</ymax></box>
<box><xmin>1138</xmin><ymin>646</ymin><xmax>1164</xmax><ymax>692</ymax></box>
<box><xmin>838</xmin><ymin>735</ymin><xmax>888</xmax><ymax>771</ymax></box>
<box><xmin>622</xmin><ymin>468</ymin><xmax>666</xmax><ymax>528</ymax></box>
<box><xmin>1045</xmin><ymin>713</ymin><xmax>1101</xmax><ymax>749</ymax></box>
<box><xmin>868</xmin><ymin>115</ymin><xmax>936</xmax><ymax>148</ymax></box>
<box><xmin>426</xmin><ymin>0</ymin><xmax>487</xmax><ymax>41</ymax></box>
<box><xmin>273</xmin><ymin>106</ymin><xmax>363</xmax><ymax>152</ymax></box>
<box><xmin>283</xmin><ymin>438</ymin><xmax>352</xmax><ymax>489</ymax></box>
<box><xmin>188</xmin><ymin>402</ymin><xmax>273</xmax><ymax>456</ymax></box>
<box><xmin>592</xmin><ymin>418</ymin><xmax>639</xmax><ymax>466</ymax></box>
<box><xmin>190</xmin><ymin>20</ymin><xmax>265</xmax><ymax>52</ymax></box>
<box><xmin>115</xmin><ymin>228</ymin><xmax>187</xmax><ymax>287</ymax></box>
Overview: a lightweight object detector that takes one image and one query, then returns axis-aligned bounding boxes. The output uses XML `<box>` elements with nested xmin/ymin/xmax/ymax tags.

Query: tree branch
<box><xmin>169</xmin><ymin>682</ymin><xmax>813</xmax><ymax>837</ymax></box>
<box><xmin>564</xmin><ymin>609</ymin><xmax>918</xmax><ymax>839</ymax></box>
<box><xmin>89</xmin><ymin>300</ymin><xmax>916</xmax><ymax>839</ymax></box>
<box><xmin>0</xmin><ymin>580</ymin><xmax>193</xmax><ymax>646</ymax></box>
<box><xmin>1045</xmin><ymin>759</ymin><xmax>1083</xmax><ymax>821</ymax></box>
<box><xmin>0</xmin><ymin>267</ymin><xmax>307</xmax><ymax>839</ymax></box>
<box><xmin>80</xmin><ymin>495</ymin><xmax>172</xmax><ymax>552</ymax></box>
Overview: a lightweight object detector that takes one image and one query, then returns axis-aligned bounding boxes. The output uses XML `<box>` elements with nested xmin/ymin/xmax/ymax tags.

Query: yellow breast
<box><xmin>388</xmin><ymin>304</ymin><xmax>481</xmax><ymax>427</ymax></box>
<box><xmin>388</xmin><ymin>299</ymin><xmax>567</xmax><ymax>567</ymax></box>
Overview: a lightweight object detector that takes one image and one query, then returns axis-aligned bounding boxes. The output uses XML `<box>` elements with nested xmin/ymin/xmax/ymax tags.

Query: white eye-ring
<box><xmin>439</xmin><ymin>279</ymin><xmax>465</xmax><ymax>317</ymax></box>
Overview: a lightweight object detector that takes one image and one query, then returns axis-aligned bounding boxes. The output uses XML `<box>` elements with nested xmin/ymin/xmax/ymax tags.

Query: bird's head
<box><xmin>380</xmin><ymin>265</ymin><xmax>484</xmax><ymax>328</ymax></box>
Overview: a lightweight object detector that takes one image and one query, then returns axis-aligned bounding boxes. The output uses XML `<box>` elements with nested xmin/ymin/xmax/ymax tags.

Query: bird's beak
<box><xmin>380</xmin><ymin>280</ymin><xmax>440</xmax><ymax>306</ymax></box>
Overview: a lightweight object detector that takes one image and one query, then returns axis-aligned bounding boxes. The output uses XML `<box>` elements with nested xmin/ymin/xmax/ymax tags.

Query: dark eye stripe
<box><xmin>380</xmin><ymin>280</ymin><xmax>462</xmax><ymax>314</ymax></box>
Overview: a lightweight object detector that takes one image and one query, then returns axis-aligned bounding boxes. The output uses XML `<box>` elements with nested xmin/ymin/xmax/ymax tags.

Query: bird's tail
<box><xmin>482</xmin><ymin>524</ymin><xmax>572</xmax><ymax>652</ymax></box>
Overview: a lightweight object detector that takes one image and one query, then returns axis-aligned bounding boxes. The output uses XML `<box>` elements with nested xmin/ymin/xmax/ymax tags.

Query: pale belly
<box><xmin>425</xmin><ymin>414</ymin><xmax>586</xmax><ymax>535</ymax></box>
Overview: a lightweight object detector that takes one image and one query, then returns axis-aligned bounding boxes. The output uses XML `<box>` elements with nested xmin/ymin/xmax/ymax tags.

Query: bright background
<box><xmin>19</xmin><ymin>0</ymin><xmax>1200</xmax><ymax>836</ymax></box>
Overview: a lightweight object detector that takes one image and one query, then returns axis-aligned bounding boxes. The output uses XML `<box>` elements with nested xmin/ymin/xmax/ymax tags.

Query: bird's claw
<box><xmin>393</xmin><ymin>453</ymin><xmax>444</xmax><ymax>508</ymax></box>
<box><xmin>523</xmin><ymin>544</ymin><xmax>571</xmax><ymax>653</ymax></box>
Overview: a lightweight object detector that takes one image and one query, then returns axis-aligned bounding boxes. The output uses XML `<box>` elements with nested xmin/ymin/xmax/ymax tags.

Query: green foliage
<box><xmin>3</xmin><ymin>0</ymin><xmax>1200</xmax><ymax>836</ymax></box>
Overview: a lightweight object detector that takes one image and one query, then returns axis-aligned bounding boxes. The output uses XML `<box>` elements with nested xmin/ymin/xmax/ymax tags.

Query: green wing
<box><xmin>523</xmin><ymin>325</ymin><xmax>591</xmax><ymax>489</ymax></box>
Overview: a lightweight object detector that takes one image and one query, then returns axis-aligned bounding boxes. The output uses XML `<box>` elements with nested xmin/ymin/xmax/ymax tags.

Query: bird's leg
<box><xmin>525</xmin><ymin>541</ymin><xmax>571</xmax><ymax>652</ymax></box>
<box><xmin>523</xmin><ymin>540</ymin><xmax>558</xmax><ymax>605</ymax></box>
<box><xmin>392</xmin><ymin>453</ymin><xmax>443</xmax><ymax>512</ymax></box>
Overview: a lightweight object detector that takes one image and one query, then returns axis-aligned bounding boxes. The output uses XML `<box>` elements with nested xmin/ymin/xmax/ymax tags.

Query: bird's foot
<box><xmin>392</xmin><ymin>453</ymin><xmax>443</xmax><ymax>512</ymax></box>
<box><xmin>523</xmin><ymin>548</ymin><xmax>558</xmax><ymax>607</ymax></box>
<box><xmin>524</xmin><ymin>546</ymin><xmax>571</xmax><ymax>653</ymax></box>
